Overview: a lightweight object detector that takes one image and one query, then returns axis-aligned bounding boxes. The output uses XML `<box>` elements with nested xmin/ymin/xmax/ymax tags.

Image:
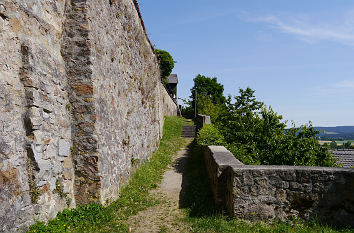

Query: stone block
<box><xmin>58</xmin><ymin>139</ymin><xmax>70</xmax><ymax>157</ymax></box>
<box><xmin>50</xmin><ymin>177</ymin><xmax>56</xmax><ymax>191</ymax></box>
<box><xmin>31</xmin><ymin>144</ymin><xmax>42</xmax><ymax>161</ymax></box>
<box><xmin>63</xmin><ymin>171</ymin><xmax>73</xmax><ymax>180</ymax></box>
<box><xmin>63</xmin><ymin>157</ymin><xmax>72</xmax><ymax>169</ymax></box>
<box><xmin>38</xmin><ymin>159</ymin><xmax>51</xmax><ymax>171</ymax></box>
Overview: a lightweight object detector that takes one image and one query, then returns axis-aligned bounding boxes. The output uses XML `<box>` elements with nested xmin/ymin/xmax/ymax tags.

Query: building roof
<box><xmin>168</xmin><ymin>74</ymin><xmax>178</xmax><ymax>84</ymax></box>
<box><xmin>331</xmin><ymin>149</ymin><xmax>354</xmax><ymax>168</ymax></box>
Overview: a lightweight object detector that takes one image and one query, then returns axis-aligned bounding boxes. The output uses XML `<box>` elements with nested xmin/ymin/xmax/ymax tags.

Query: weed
<box><xmin>26</xmin><ymin>157</ymin><xmax>40</xmax><ymax>204</ymax></box>
<box><xmin>131</xmin><ymin>157</ymin><xmax>139</xmax><ymax>166</ymax></box>
<box><xmin>158</xmin><ymin>225</ymin><xmax>168</xmax><ymax>233</ymax></box>
<box><xmin>65</xmin><ymin>103</ymin><xmax>71</xmax><ymax>112</ymax></box>
<box><xmin>66</xmin><ymin>197</ymin><xmax>72</xmax><ymax>207</ymax></box>
<box><xmin>122</xmin><ymin>139</ymin><xmax>129</xmax><ymax>146</ymax></box>
<box><xmin>54</xmin><ymin>180</ymin><xmax>67</xmax><ymax>199</ymax></box>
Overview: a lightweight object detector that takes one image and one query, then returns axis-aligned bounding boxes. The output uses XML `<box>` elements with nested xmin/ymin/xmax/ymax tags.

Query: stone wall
<box><xmin>204</xmin><ymin>146</ymin><xmax>354</xmax><ymax>228</ymax></box>
<box><xmin>0</xmin><ymin>1</ymin><xmax>74</xmax><ymax>232</ymax></box>
<box><xmin>160</xmin><ymin>84</ymin><xmax>178</xmax><ymax>117</ymax></box>
<box><xmin>0</xmin><ymin>0</ymin><xmax>177</xmax><ymax>231</ymax></box>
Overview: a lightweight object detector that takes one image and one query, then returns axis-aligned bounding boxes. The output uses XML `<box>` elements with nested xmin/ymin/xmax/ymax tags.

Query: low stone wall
<box><xmin>204</xmin><ymin>146</ymin><xmax>242</xmax><ymax>206</ymax></box>
<box><xmin>204</xmin><ymin>146</ymin><xmax>354</xmax><ymax>227</ymax></box>
<box><xmin>197</xmin><ymin>114</ymin><xmax>211</xmax><ymax>126</ymax></box>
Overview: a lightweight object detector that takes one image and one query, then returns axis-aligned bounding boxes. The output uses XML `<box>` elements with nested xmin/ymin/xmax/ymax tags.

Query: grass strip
<box><xmin>181</xmin><ymin>140</ymin><xmax>354</xmax><ymax>233</ymax></box>
<box><xmin>28</xmin><ymin>116</ymin><xmax>187</xmax><ymax>233</ymax></box>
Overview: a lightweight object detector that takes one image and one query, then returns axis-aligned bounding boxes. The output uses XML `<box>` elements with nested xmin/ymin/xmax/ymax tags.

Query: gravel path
<box><xmin>126</xmin><ymin>140</ymin><xmax>192</xmax><ymax>233</ymax></box>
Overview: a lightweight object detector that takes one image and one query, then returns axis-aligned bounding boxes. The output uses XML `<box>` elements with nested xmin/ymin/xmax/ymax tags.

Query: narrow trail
<box><xmin>126</xmin><ymin>138</ymin><xmax>193</xmax><ymax>233</ymax></box>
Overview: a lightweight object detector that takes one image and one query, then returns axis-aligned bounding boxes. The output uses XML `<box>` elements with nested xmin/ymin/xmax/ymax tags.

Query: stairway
<box><xmin>181</xmin><ymin>125</ymin><xmax>196</xmax><ymax>138</ymax></box>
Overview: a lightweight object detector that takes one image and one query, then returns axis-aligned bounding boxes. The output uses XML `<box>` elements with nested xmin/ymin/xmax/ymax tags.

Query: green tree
<box><xmin>343</xmin><ymin>141</ymin><xmax>352</xmax><ymax>149</ymax></box>
<box><xmin>330</xmin><ymin>141</ymin><xmax>337</xmax><ymax>149</ymax></box>
<box><xmin>190</xmin><ymin>75</ymin><xmax>226</xmax><ymax>108</ymax></box>
<box><xmin>155</xmin><ymin>49</ymin><xmax>175</xmax><ymax>84</ymax></box>
<box><xmin>196</xmin><ymin>95</ymin><xmax>225</xmax><ymax>125</ymax></box>
<box><xmin>182</xmin><ymin>75</ymin><xmax>226</xmax><ymax>119</ymax></box>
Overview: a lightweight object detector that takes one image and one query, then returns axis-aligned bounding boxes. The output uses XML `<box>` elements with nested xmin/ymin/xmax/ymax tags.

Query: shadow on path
<box><xmin>173</xmin><ymin>139</ymin><xmax>220</xmax><ymax>217</ymax></box>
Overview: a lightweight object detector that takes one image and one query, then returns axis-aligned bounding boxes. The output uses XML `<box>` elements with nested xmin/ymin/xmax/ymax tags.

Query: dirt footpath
<box><xmin>126</xmin><ymin>140</ymin><xmax>192</xmax><ymax>233</ymax></box>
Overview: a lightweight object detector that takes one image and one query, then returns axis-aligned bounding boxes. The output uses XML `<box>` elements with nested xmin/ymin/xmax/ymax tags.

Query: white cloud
<box><xmin>242</xmin><ymin>12</ymin><xmax>354</xmax><ymax>46</ymax></box>
<box><xmin>313</xmin><ymin>79</ymin><xmax>354</xmax><ymax>97</ymax></box>
<box><xmin>335</xmin><ymin>80</ymin><xmax>354</xmax><ymax>88</ymax></box>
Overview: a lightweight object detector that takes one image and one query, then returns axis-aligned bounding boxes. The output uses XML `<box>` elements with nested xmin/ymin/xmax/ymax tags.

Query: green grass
<box><xmin>28</xmin><ymin>116</ymin><xmax>187</xmax><ymax>233</ymax></box>
<box><xmin>181</xmin><ymin>140</ymin><xmax>354</xmax><ymax>233</ymax></box>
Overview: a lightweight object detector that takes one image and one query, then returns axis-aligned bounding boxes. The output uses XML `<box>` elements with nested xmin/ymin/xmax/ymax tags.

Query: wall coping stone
<box><xmin>207</xmin><ymin>146</ymin><xmax>243</xmax><ymax>169</ymax></box>
<box><xmin>230</xmin><ymin>164</ymin><xmax>354</xmax><ymax>173</ymax></box>
<box><xmin>208</xmin><ymin>145</ymin><xmax>354</xmax><ymax>172</ymax></box>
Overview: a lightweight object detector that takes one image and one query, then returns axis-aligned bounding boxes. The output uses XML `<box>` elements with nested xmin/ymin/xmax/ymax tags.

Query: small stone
<box><xmin>53</xmin><ymin>161</ymin><xmax>63</xmax><ymax>174</ymax></box>
<box><xmin>63</xmin><ymin>171</ymin><xmax>73</xmax><ymax>180</ymax></box>
<box><xmin>63</xmin><ymin>181</ymin><xmax>71</xmax><ymax>193</ymax></box>
<box><xmin>30</xmin><ymin>107</ymin><xmax>41</xmax><ymax>117</ymax></box>
<box><xmin>0</xmin><ymin>5</ymin><xmax>6</xmax><ymax>17</ymax></box>
<box><xmin>43</xmin><ymin>111</ymin><xmax>50</xmax><ymax>119</ymax></box>
<box><xmin>0</xmin><ymin>140</ymin><xmax>11</xmax><ymax>156</ymax></box>
<box><xmin>35</xmin><ymin>144</ymin><xmax>42</xmax><ymax>153</ymax></box>
<box><xmin>38</xmin><ymin>159</ymin><xmax>51</xmax><ymax>171</ymax></box>
<box><xmin>1</xmin><ymin>160</ymin><xmax>8</xmax><ymax>171</ymax></box>
<box><xmin>63</xmin><ymin>157</ymin><xmax>72</xmax><ymax>169</ymax></box>
<box><xmin>50</xmin><ymin>177</ymin><xmax>57</xmax><ymax>191</ymax></box>
<box><xmin>33</xmin><ymin>130</ymin><xmax>43</xmax><ymax>144</ymax></box>
<box><xmin>31</xmin><ymin>144</ymin><xmax>42</xmax><ymax>161</ymax></box>
<box><xmin>38</xmin><ymin>181</ymin><xmax>47</xmax><ymax>187</ymax></box>
<box><xmin>59</xmin><ymin>139</ymin><xmax>70</xmax><ymax>157</ymax></box>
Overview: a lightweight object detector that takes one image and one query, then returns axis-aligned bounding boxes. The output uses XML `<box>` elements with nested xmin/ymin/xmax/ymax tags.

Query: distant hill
<box><xmin>314</xmin><ymin>126</ymin><xmax>354</xmax><ymax>140</ymax></box>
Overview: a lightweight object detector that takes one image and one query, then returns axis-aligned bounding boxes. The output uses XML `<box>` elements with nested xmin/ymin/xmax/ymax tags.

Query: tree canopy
<box><xmin>190</xmin><ymin>75</ymin><xmax>226</xmax><ymax>106</ymax></box>
<box><xmin>155</xmin><ymin>49</ymin><xmax>175</xmax><ymax>84</ymax></box>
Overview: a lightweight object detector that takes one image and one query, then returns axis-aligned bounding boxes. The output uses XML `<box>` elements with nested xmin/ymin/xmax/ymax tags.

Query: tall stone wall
<box><xmin>160</xmin><ymin>84</ymin><xmax>178</xmax><ymax>117</ymax></box>
<box><xmin>0</xmin><ymin>1</ymin><xmax>74</xmax><ymax>232</ymax></box>
<box><xmin>0</xmin><ymin>0</ymin><xmax>177</xmax><ymax>231</ymax></box>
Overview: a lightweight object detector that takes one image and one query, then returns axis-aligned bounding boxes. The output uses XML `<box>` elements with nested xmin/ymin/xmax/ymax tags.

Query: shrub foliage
<box><xmin>196</xmin><ymin>124</ymin><xmax>225</xmax><ymax>146</ymax></box>
<box><xmin>191</xmin><ymin>75</ymin><xmax>338</xmax><ymax>167</ymax></box>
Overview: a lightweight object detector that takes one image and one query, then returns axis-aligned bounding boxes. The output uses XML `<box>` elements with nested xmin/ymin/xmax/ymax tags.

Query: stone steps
<box><xmin>181</xmin><ymin>125</ymin><xmax>196</xmax><ymax>138</ymax></box>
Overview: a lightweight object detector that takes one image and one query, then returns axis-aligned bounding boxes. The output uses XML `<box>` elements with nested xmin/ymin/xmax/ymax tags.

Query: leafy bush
<box><xmin>196</xmin><ymin>124</ymin><xmax>225</xmax><ymax>146</ymax></box>
<box><xmin>197</xmin><ymin>95</ymin><xmax>226</xmax><ymax>126</ymax></box>
<box><xmin>155</xmin><ymin>49</ymin><xmax>175</xmax><ymax>84</ymax></box>
<box><xmin>218</xmin><ymin>88</ymin><xmax>338</xmax><ymax>166</ymax></box>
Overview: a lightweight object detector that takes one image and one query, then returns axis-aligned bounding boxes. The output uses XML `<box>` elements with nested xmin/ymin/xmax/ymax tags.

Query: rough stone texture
<box><xmin>160</xmin><ymin>84</ymin><xmax>179</xmax><ymax>117</ymax></box>
<box><xmin>204</xmin><ymin>146</ymin><xmax>354</xmax><ymax>228</ymax></box>
<box><xmin>0</xmin><ymin>0</ymin><xmax>177</xmax><ymax>231</ymax></box>
<box><xmin>0</xmin><ymin>1</ymin><xmax>74</xmax><ymax>232</ymax></box>
<box><xmin>203</xmin><ymin>146</ymin><xmax>243</xmax><ymax>207</ymax></box>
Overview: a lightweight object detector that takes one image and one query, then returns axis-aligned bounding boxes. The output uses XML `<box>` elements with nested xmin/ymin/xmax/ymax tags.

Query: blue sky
<box><xmin>139</xmin><ymin>0</ymin><xmax>354</xmax><ymax>127</ymax></box>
